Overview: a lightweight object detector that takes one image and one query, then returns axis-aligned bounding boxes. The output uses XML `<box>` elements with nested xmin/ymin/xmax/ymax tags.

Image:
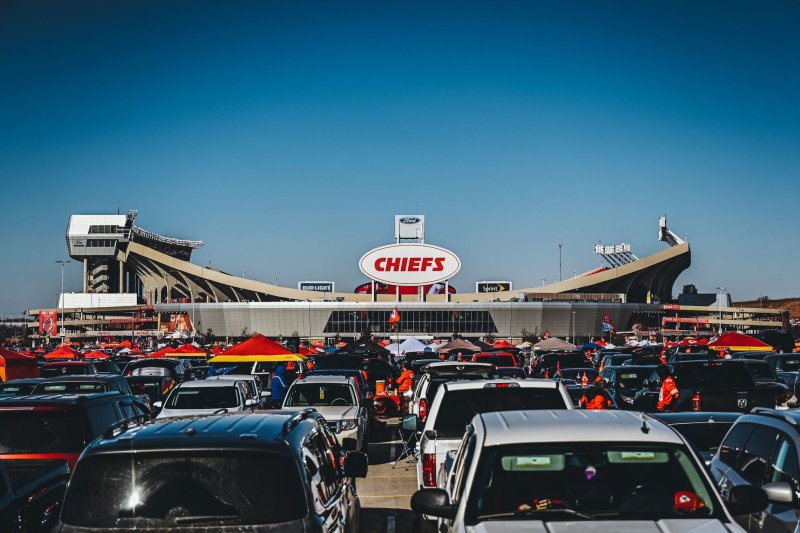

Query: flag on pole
<box><xmin>389</xmin><ymin>307</ymin><xmax>400</xmax><ymax>324</ymax></box>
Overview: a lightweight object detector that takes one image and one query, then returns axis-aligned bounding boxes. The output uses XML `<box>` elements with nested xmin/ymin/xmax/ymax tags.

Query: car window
<box><xmin>61</xmin><ymin>452</ymin><xmax>307</xmax><ymax>527</ymax></box>
<box><xmin>736</xmin><ymin>426</ymin><xmax>779</xmax><ymax>485</ymax></box>
<box><xmin>166</xmin><ymin>386</ymin><xmax>239</xmax><ymax>410</ymax></box>
<box><xmin>0</xmin><ymin>411</ymin><xmax>86</xmax><ymax>453</ymax></box>
<box><xmin>767</xmin><ymin>433</ymin><xmax>800</xmax><ymax>498</ymax></box>
<box><xmin>285</xmin><ymin>384</ymin><xmax>356</xmax><ymax>407</ymax></box>
<box><xmin>87</xmin><ymin>403</ymin><xmax>122</xmax><ymax>437</ymax></box>
<box><xmin>777</xmin><ymin>358</ymin><xmax>800</xmax><ymax>372</ymax></box>
<box><xmin>719</xmin><ymin>422</ymin><xmax>753</xmax><ymax>467</ymax></box>
<box><xmin>307</xmin><ymin>430</ymin><xmax>340</xmax><ymax>503</ymax></box>
<box><xmin>451</xmin><ymin>434</ymin><xmax>477</xmax><ymax>505</ymax></box>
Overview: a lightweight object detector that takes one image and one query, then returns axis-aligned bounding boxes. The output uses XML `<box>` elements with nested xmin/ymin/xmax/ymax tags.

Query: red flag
<box><xmin>389</xmin><ymin>308</ymin><xmax>400</xmax><ymax>324</ymax></box>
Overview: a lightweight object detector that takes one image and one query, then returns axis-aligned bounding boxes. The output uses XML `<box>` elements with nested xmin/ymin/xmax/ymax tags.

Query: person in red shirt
<box><xmin>656</xmin><ymin>364</ymin><xmax>679</xmax><ymax>412</ymax></box>
<box><xmin>579</xmin><ymin>376</ymin><xmax>612</xmax><ymax>410</ymax></box>
<box><xmin>396</xmin><ymin>362</ymin><xmax>414</xmax><ymax>393</ymax></box>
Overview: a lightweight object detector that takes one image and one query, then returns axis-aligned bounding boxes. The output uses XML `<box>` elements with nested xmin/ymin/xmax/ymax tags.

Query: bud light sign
<box><xmin>359</xmin><ymin>243</ymin><xmax>461</xmax><ymax>286</ymax></box>
<box><xmin>298</xmin><ymin>281</ymin><xmax>335</xmax><ymax>293</ymax></box>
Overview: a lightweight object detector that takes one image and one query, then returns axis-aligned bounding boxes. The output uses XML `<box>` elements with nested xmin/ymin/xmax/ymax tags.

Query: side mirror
<box><xmin>726</xmin><ymin>484</ymin><xmax>768</xmax><ymax>515</ymax></box>
<box><xmin>402</xmin><ymin>414</ymin><xmax>421</xmax><ymax>433</ymax></box>
<box><xmin>245</xmin><ymin>399</ymin><xmax>256</xmax><ymax>407</ymax></box>
<box><xmin>641</xmin><ymin>378</ymin><xmax>650</xmax><ymax>388</ymax></box>
<box><xmin>342</xmin><ymin>437</ymin><xmax>358</xmax><ymax>451</ymax></box>
<box><xmin>260</xmin><ymin>391</ymin><xmax>270</xmax><ymax>399</ymax></box>
<box><xmin>152</xmin><ymin>401</ymin><xmax>163</xmax><ymax>409</ymax></box>
<box><xmin>344</xmin><ymin>451</ymin><xmax>368</xmax><ymax>478</ymax></box>
<box><xmin>410</xmin><ymin>489</ymin><xmax>456</xmax><ymax>519</ymax></box>
<box><xmin>762</xmin><ymin>481</ymin><xmax>794</xmax><ymax>504</ymax></box>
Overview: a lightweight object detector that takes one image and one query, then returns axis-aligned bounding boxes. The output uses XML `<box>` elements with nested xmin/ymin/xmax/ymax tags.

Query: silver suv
<box><xmin>412</xmin><ymin>410</ymin><xmax>765</xmax><ymax>532</ymax></box>
<box><xmin>709</xmin><ymin>408</ymin><xmax>800</xmax><ymax>532</ymax></box>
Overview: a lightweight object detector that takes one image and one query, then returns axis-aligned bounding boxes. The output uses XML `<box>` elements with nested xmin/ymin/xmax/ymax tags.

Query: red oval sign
<box><xmin>359</xmin><ymin>244</ymin><xmax>461</xmax><ymax>286</ymax></box>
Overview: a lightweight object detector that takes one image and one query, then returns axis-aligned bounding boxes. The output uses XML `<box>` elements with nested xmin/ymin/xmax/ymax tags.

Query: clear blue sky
<box><xmin>1</xmin><ymin>1</ymin><xmax>799</xmax><ymax>315</ymax></box>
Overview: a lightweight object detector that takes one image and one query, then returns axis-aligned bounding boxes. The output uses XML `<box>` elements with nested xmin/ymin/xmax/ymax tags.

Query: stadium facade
<box><xmin>28</xmin><ymin>211</ymin><xmax>783</xmax><ymax>341</ymax></box>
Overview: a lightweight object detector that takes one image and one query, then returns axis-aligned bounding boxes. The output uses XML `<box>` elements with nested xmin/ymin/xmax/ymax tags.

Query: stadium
<box><xmin>25</xmin><ymin>212</ymin><xmax>786</xmax><ymax>342</ymax></box>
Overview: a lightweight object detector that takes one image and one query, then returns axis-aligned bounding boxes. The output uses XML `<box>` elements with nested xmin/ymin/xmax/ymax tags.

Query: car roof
<box><xmin>737</xmin><ymin>408</ymin><xmax>800</xmax><ymax>428</ymax></box>
<box><xmin>603</xmin><ymin>365</ymin><xmax>656</xmax><ymax>371</ymax></box>
<box><xmin>0</xmin><ymin>391</ymin><xmax>125</xmax><ymax>407</ymax></box>
<box><xmin>40</xmin><ymin>375</ymin><xmax>121</xmax><ymax>382</ymax></box>
<box><xmin>650</xmin><ymin>412</ymin><xmax>741</xmax><ymax>424</ymax></box>
<box><xmin>443</xmin><ymin>379</ymin><xmax>559</xmax><ymax>391</ymax></box>
<box><xmin>292</xmin><ymin>375</ymin><xmax>351</xmax><ymax>385</ymax></box>
<box><xmin>42</xmin><ymin>361</ymin><xmax>91</xmax><ymax>366</ymax></box>
<box><xmin>172</xmin><ymin>380</ymin><xmax>242</xmax><ymax>388</ymax></box>
<box><xmin>87</xmin><ymin>411</ymin><xmax>323</xmax><ymax>454</ymax></box>
<box><xmin>1</xmin><ymin>378</ymin><xmax>46</xmax><ymax>384</ymax></box>
<box><xmin>478</xmin><ymin>410</ymin><xmax>682</xmax><ymax>447</ymax></box>
<box><xmin>421</xmin><ymin>361</ymin><xmax>495</xmax><ymax>373</ymax></box>
<box><xmin>205</xmin><ymin>375</ymin><xmax>257</xmax><ymax>381</ymax></box>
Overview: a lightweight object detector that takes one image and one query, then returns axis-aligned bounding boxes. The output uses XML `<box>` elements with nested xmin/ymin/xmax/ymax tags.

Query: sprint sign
<box><xmin>359</xmin><ymin>244</ymin><xmax>461</xmax><ymax>286</ymax></box>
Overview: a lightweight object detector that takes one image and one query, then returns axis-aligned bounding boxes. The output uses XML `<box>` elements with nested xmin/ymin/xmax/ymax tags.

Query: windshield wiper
<box><xmin>479</xmin><ymin>508</ymin><xmax>594</xmax><ymax>521</ymax></box>
<box><xmin>173</xmin><ymin>515</ymin><xmax>243</xmax><ymax>525</ymax></box>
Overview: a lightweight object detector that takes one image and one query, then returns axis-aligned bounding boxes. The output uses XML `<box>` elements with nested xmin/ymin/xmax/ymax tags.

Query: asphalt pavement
<box><xmin>359</xmin><ymin>420</ymin><xmax>435</xmax><ymax>533</ymax></box>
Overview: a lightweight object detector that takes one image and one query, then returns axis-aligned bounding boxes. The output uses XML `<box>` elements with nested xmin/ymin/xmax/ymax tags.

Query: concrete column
<box><xmin>83</xmin><ymin>258</ymin><xmax>88</xmax><ymax>293</ymax></box>
<box><xmin>119</xmin><ymin>260</ymin><xmax>124</xmax><ymax>294</ymax></box>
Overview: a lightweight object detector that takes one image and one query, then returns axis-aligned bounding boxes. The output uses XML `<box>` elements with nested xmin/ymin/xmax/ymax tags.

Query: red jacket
<box><xmin>657</xmin><ymin>376</ymin><xmax>679</xmax><ymax>411</ymax></box>
<box><xmin>396</xmin><ymin>369</ymin><xmax>414</xmax><ymax>392</ymax></box>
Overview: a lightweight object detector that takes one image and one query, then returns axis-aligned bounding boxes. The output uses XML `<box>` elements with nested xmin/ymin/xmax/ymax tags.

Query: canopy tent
<box><xmin>83</xmin><ymin>350</ymin><xmax>109</xmax><ymax>360</ymax></box>
<box><xmin>298</xmin><ymin>346</ymin><xmax>317</xmax><ymax>356</ymax></box>
<box><xmin>399</xmin><ymin>337</ymin><xmax>428</xmax><ymax>353</ymax></box>
<box><xmin>437</xmin><ymin>338</ymin><xmax>481</xmax><ymax>353</ymax></box>
<box><xmin>211</xmin><ymin>346</ymin><xmax>224</xmax><ymax>355</ymax></box>
<box><xmin>493</xmin><ymin>340</ymin><xmax>513</xmax><ymax>349</ymax></box>
<box><xmin>43</xmin><ymin>345</ymin><xmax>80</xmax><ymax>360</ymax></box>
<box><xmin>471</xmin><ymin>339</ymin><xmax>494</xmax><ymax>352</ymax></box>
<box><xmin>147</xmin><ymin>345</ymin><xmax>175</xmax><ymax>358</ymax></box>
<box><xmin>217</xmin><ymin>334</ymin><xmax>295</xmax><ymax>357</ymax></box>
<box><xmin>0</xmin><ymin>348</ymin><xmax>39</xmax><ymax>381</ymax></box>
<box><xmin>208</xmin><ymin>354</ymin><xmax>305</xmax><ymax>364</ymax></box>
<box><xmin>533</xmin><ymin>337</ymin><xmax>577</xmax><ymax>351</ymax></box>
<box><xmin>163</xmin><ymin>343</ymin><xmax>207</xmax><ymax>358</ymax></box>
<box><xmin>337</xmin><ymin>337</ymin><xmax>391</xmax><ymax>357</ymax></box>
<box><xmin>708</xmin><ymin>332</ymin><xmax>773</xmax><ymax>352</ymax></box>
<box><xmin>385</xmin><ymin>342</ymin><xmax>402</xmax><ymax>357</ymax></box>
<box><xmin>515</xmin><ymin>341</ymin><xmax>533</xmax><ymax>350</ymax></box>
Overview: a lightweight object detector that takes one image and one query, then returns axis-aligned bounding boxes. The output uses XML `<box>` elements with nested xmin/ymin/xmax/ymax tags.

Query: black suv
<box><xmin>0</xmin><ymin>392</ymin><xmax>149</xmax><ymax>469</ymax></box>
<box><xmin>55</xmin><ymin>411</ymin><xmax>368</xmax><ymax>532</ymax></box>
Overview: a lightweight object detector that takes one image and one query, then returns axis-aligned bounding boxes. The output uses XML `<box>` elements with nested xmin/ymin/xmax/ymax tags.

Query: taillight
<box><xmin>419</xmin><ymin>399</ymin><xmax>428</xmax><ymax>422</ymax></box>
<box><xmin>162</xmin><ymin>378</ymin><xmax>174</xmax><ymax>395</ymax></box>
<box><xmin>692</xmin><ymin>392</ymin><xmax>702</xmax><ymax>411</ymax></box>
<box><xmin>422</xmin><ymin>453</ymin><xmax>437</xmax><ymax>487</ymax></box>
<box><xmin>484</xmin><ymin>382</ymin><xmax>519</xmax><ymax>388</ymax></box>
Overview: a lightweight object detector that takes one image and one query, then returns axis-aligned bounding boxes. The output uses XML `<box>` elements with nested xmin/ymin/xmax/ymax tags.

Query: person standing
<box><xmin>656</xmin><ymin>364</ymin><xmax>679</xmax><ymax>412</ymax></box>
<box><xmin>271</xmin><ymin>364</ymin><xmax>288</xmax><ymax>408</ymax></box>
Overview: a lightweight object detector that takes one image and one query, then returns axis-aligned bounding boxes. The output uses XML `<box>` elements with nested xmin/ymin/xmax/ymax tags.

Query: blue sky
<box><xmin>1</xmin><ymin>1</ymin><xmax>799</xmax><ymax>314</ymax></box>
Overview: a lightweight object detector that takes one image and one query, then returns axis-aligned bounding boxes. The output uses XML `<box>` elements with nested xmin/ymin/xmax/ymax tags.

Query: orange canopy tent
<box><xmin>708</xmin><ymin>332</ymin><xmax>772</xmax><ymax>352</ymax></box>
<box><xmin>0</xmin><ymin>348</ymin><xmax>39</xmax><ymax>381</ymax></box>
<box><xmin>208</xmin><ymin>333</ymin><xmax>304</xmax><ymax>364</ymax></box>
<box><xmin>493</xmin><ymin>340</ymin><xmax>513</xmax><ymax>349</ymax></box>
<box><xmin>43</xmin><ymin>345</ymin><xmax>81</xmax><ymax>360</ymax></box>
<box><xmin>83</xmin><ymin>350</ymin><xmax>109</xmax><ymax>360</ymax></box>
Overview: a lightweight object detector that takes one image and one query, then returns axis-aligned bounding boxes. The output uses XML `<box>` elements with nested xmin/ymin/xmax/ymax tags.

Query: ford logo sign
<box><xmin>399</xmin><ymin>217</ymin><xmax>420</xmax><ymax>224</ymax></box>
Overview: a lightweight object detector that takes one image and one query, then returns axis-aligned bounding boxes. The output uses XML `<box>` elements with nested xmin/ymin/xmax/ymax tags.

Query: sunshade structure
<box><xmin>163</xmin><ymin>343</ymin><xmax>207</xmax><ymax>358</ymax></box>
<box><xmin>83</xmin><ymin>350</ymin><xmax>109</xmax><ymax>360</ymax></box>
<box><xmin>385</xmin><ymin>342</ymin><xmax>402</xmax><ymax>357</ymax></box>
<box><xmin>493</xmin><ymin>340</ymin><xmax>513</xmax><ymax>349</ymax></box>
<box><xmin>708</xmin><ymin>332</ymin><xmax>773</xmax><ymax>353</ymax></box>
<box><xmin>147</xmin><ymin>345</ymin><xmax>174</xmax><ymax>358</ymax></box>
<box><xmin>43</xmin><ymin>345</ymin><xmax>81</xmax><ymax>360</ymax></box>
<box><xmin>533</xmin><ymin>337</ymin><xmax>578</xmax><ymax>351</ymax></box>
<box><xmin>298</xmin><ymin>346</ymin><xmax>317</xmax><ymax>356</ymax></box>
<box><xmin>208</xmin><ymin>333</ymin><xmax>304</xmax><ymax>364</ymax></box>
<box><xmin>337</xmin><ymin>336</ymin><xmax>391</xmax><ymax>357</ymax></box>
<box><xmin>437</xmin><ymin>338</ymin><xmax>481</xmax><ymax>353</ymax></box>
<box><xmin>471</xmin><ymin>339</ymin><xmax>494</xmax><ymax>352</ymax></box>
<box><xmin>0</xmin><ymin>348</ymin><xmax>38</xmax><ymax>381</ymax></box>
<box><xmin>395</xmin><ymin>337</ymin><xmax>428</xmax><ymax>355</ymax></box>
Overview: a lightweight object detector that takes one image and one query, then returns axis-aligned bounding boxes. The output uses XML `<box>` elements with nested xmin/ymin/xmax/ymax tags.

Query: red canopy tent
<box><xmin>0</xmin><ymin>348</ymin><xmax>39</xmax><ymax>381</ymax></box>
<box><xmin>148</xmin><ymin>345</ymin><xmax>176</xmax><ymax>358</ymax></box>
<box><xmin>210</xmin><ymin>346</ymin><xmax>224</xmax><ymax>355</ymax></box>
<box><xmin>209</xmin><ymin>334</ymin><xmax>303</xmax><ymax>363</ymax></box>
<box><xmin>163</xmin><ymin>344</ymin><xmax>207</xmax><ymax>358</ymax></box>
<box><xmin>493</xmin><ymin>340</ymin><xmax>513</xmax><ymax>349</ymax></box>
<box><xmin>83</xmin><ymin>350</ymin><xmax>109</xmax><ymax>360</ymax></box>
<box><xmin>708</xmin><ymin>332</ymin><xmax>772</xmax><ymax>352</ymax></box>
<box><xmin>43</xmin><ymin>345</ymin><xmax>81</xmax><ymax>360</ymax></box>
<box><xmin>298</xmin><ymin>346</ymin><xmax>317</xmax><ymax>356</ymax></box>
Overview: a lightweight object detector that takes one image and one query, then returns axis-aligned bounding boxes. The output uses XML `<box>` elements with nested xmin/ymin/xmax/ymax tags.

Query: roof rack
<box><xmin>750</xmin><ymin>407</ymin><xmax>800</xmax><ymax>428</ymax></box>
<box><xmin>102</xmin><ymin>414</ymin><xmax>149</xmax><ymax>440</ymax></box>
<box><xmin>281</xmin><ymin>408</ymin><xmax>317</xmax><ymax>435</ymax></box>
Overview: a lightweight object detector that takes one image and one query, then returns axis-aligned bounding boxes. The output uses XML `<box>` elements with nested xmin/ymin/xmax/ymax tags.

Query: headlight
<box><xmin>340</xmin><ymin>419</ymin><xmax>358</xmax><ymax>431</ymax></box>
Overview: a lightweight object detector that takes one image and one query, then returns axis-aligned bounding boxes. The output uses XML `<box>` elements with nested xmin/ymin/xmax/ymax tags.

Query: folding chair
<box><xmin>392</xmin><ymin>426</ymin><xmax>418</xmax><ymax>469</ymax></box>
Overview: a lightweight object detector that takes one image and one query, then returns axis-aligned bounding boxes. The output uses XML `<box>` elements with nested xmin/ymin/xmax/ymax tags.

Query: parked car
<box><xmin>0</xmin><ymin>457</ymin><xmax>70</xmax><ymax>532</ymax></box>
<box><xmin>0</xmin><ymin>378</ymin><xmax>45</xmax><ymax>396</ymax></box>
<box><xmin>53</xmin><ymin>411</ymin><xmax>368</xmax><ymax>532</ymax></box>
<box><xmin>89</xmin><ymin>360</ymin><xmax>121</xmax><ymax>374</ymax></box>
<box><xmin>532</xmin><ymin>352</ymin><xmax>592</xmax><ymax>378</ymax></box>
<box><xmin>408</xmin><ymin>362</ymin><xmax>498</xmax><ymax>422</ymax></box>
<box><xmin>495</xmin><ymin>367</ymin><xmax>527</xmax><ymax>379</ymax></box>
<box><xmin>206</xmin><ymin>358</ymin><xmax>310</xmax><ymax>396</ymax></box>
<box><xmin>32</xmin><ymin>374</ymin><xmax>135</xmax><ymax>396</ymax></box>
<box><xmin>123</xmin><ymin>358</ymin><xmax>194</xmax><ymax>382</ymax></box>
<box><xmin>155</xmin><ymin>379</ymin><xmax>256</xmax><ymax>419</ymax></box>
<box><xmin>635</xmin><ymin>360</ymin><xmax>790</xmax><ymax>412</ymax></box>
<box><xmin>709</xmin><ymin>408</ymin><xmax>800</xmax><ymax>532</ymax></box>
<box><xmin>600</xmin><ymin>364</ymin><xmax>657</xmax><ymax>409</ymax></box>
<box><xmin>598</xmin><ymin>353</ymin><xmax>633</xmax><ymax>370</ymax></box>
<box><xmin>39</xmin><ymin>361</ymin><xmax>100</xmax><ymax>378</ymax></box>
<box><xmin>472</xmin><ymin>353</ymin><xmax>518</xmax><ymax>368</ymax></box>
<box><xmin>413</xmin><ymin>409</ymin><xmax>764</xmax><ymax>532</ymax></box>
<box><xmin>764</xmin><ymin>353</ymin><xmax>800</xmax><ymax>403</ymax></box>
<box><xmin>125</xmin><ymin>375</ymin><xmax>176</xmax><ymax>411</ymax></box>
<box><xmin>205</xmin><ymin>374</ymin><xmax>267</xmax><ymax>406</ymax></box>
<box><xmin>564</xmin><ymin>383</ymin><xmax>618</xmax><ymax>409</ymax></box>
<box><xmin>0</xmin><ymin>392</ymin><xmax>149</xmax><ymax>468</ymax></box>
<box><xmin>555</xmin><ymin>367</ymin><xmax>599</xmax><ymax>384</ymax></box>
<box><xmin>408</xmin><ymin>379</ymin><xmax>573</xmax><ymax>490</ymax></box>
<box><xmin>652</xmin><ymin>411</ymin><xmax>740</xmax><ymax>466</ymax></box>
<box><xmin>283</xmin><ymin>375</ymin><xmax>369</xmax><ymax>451</ymax></box>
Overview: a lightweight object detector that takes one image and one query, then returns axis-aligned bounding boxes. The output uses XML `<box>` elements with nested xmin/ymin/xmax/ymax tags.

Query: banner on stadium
<box><xmin>39</xmin><ymin>310</ymin><xmax>58</xmax><ymax>336</ymax></box>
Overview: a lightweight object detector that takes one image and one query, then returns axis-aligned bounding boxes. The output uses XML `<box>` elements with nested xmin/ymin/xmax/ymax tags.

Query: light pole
<box><xmin>715</xmin><ymin>287</ymin><xmax>725</xmax><ymax>334</ymax></box>
<box><xmin>56</xmin><ymin>260</ymin><xmax>71</xmax><ymax>344</ymax></box>
<box><xmin>572</xmin><ymin>311</ymin><xmax>576</xmax><ymax>344</ymax></box>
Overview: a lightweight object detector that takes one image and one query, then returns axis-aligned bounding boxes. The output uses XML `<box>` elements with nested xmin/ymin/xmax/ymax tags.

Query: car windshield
<box><xmin>566</xmin><ymin>387</ymin><xmax>615</xmax><ymax>408</ymax></box>
<box><xmin>433</xmin><ymin>387</ymin><xmax>568</xmax><ymax>438</ymax></box>
<box><xmin>0</xmin><ymin>382</ymin><xmax>38</xmax><ymax>396</ymax></box>
<box><xmin>285</xmin><ymin>384</ymin><xmax>355</xmax><ymax>407</ymax></box>
<box><xmin>476</xmin><ymin>355</ymin><xmax>516</xmax><ymax>367</ymax></box>
<box><xmin>0</xmin><ymin>411</ymin><xmax>85</xmax><ymax>453</ymax></box>
<box><xmin>427</xmin><ymin>374</ymin><xmax>495</xmax><ymax>401</ymax></box>
<box><xmin>467</xmin><ymin>443</ymin><xmax>721</xmax><ymax>523</ymax></box>
<box><xmin>561</xmin><ymin>369</ymin><xmax>598</xmax><ymax>381</ymax></box>
<box><xmin>128</xmin><ymin>380</ymin><xmax>164</xmax><ymax>401</ymax></box>
<box><xmin>165</xmin><ymin>386</ymin><xmax>239</xmax><ymax>410</ymax></box>
<box><xmin>778</xmin><ymin>358</ymin><xmax>800</xmax><ymax>372</ymax></box>
<box><xmin>61</xmin><ymin>452</ymin><xmax>308</xmax><ymax>527</ymax></box>
<box><xmin>745</xmin><ymin>363</ymin><xmax>779</xmax><ymax>383</ymax></box>
<box><xmin>675</xmin><ymin>364</ymin><xmax>753</xmax><ymax>388</ymax></box>
<box><xmin>92</xmin><ymin>361</ymin><xmax>120</xmax><ymax>374</ymax></box>
<box><xmin>36</xmin><ymin>382</ymin><xmax>108</xmax><ymax>394</ymax></box>
<box><xmin>616</xmin><ymin>369</ymin><xmax>652</xmax><ymax>389</ymax></box>
<box><xmin>130</xmin><ymin>366</ymin><xmax>171</xmax><ymax>377</ymax></box>
<box><xmin>40</xmin><ymin>365</ymin><xmax>89</xmax><ymax>378</ymax></box>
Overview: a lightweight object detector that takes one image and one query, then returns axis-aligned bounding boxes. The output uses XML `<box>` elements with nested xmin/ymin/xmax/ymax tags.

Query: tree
<box><xmin>520</xmin><ymin>327</ymin><xmax>539</xmax><ymax>343</ymax></box>
<box><xmin>240</xmin><ymin>326</ymin><xmax>249</xmax><ymax>338</ymax></box>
